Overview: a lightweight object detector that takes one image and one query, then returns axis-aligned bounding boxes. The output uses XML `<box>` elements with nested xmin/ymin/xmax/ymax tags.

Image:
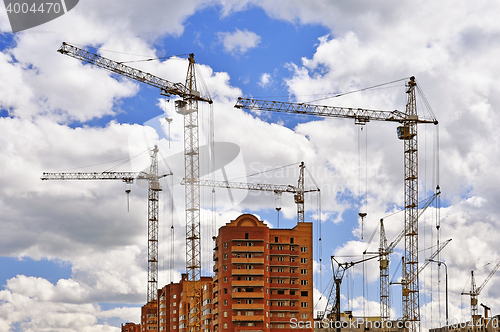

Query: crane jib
<box><xmin>234</xmin><ymin>97</ymin><xmax>437</xmax><ymax>124</ymax></box>
<box><xmin>57</xmin><ymin>42</ymin><xmax>212</xmax><ymax>104</ymax></box>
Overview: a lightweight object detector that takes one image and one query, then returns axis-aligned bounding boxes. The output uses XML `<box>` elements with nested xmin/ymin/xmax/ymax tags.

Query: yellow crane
<box><xmin>57</xmin><ymin>42</ymin><xmax>212</xmax><ymax>331</ymax></box>
<box><xmin>235</xmin><ymin>77</ymin><xmax>438</xmax><ymax>331</ymax></box>
<box><xmin>368</xmin><ymin>191</ymin><xmax>440</xmax><ymax>326</ymax></box>
<box><xmin>184</xmin><ymin>162</ymin><xmax>320</xmax><ymax>224</ymax></box>
<box><xmin>461</xmin><ymin>260</ymin><xmax>500</xmax><ymax>327</ymax></box>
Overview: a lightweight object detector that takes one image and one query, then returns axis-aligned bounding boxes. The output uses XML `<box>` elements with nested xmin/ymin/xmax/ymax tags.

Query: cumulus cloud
<box><xmin>217</xmin><ymin>28</ymin><xmax>261</xmax><ymax>55</ymax></box>
<box><xmin>258</xmin><ymin>72</ymin><xmax>272</xmax><ymax>87</ymax></box>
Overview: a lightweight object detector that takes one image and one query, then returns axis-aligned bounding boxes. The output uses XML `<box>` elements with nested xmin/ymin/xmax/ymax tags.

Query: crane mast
<box><xmin>235</xmin><ymin>77</ymin><xmax>437</xmax><ymax>331</ymax></box>
<box><xmin>177</xmin><ymin>54</ymin><xmax>203</xmax><ymax>331</ymax></box>
<box><xmin>379</xmin><ymin>219</ymin><xmax>390</xmax><ymax>325</ymax></box>
<box><xmin>462</xmin><ymin>260</ymin><xmax>500</xmax><ymax>326</ymax></box>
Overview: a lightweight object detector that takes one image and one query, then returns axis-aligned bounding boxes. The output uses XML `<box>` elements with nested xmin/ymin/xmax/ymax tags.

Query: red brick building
<box><xmin>122</xmin><ymin>322</ymin><xmax>141</xmax><ymax>332</ymax></box>
<box><xmin>212</xmin><ymin>214</ymin><xmax>313</xmax><ymax>332</ymax></box>
<box><xmin>152</xmin><ymin>274</ymin><xmax>213</xmax><ymax>332</ymax></box>
<box><xmin>131</xmin><ymin>213</ymin><xmax>314</xmax><ymax>332</ymax></box>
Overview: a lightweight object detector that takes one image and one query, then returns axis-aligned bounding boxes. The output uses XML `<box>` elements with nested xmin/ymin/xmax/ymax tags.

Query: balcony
<box><xmin>234</xmin><ymin>327</ymin><xmax>263</xmax><ymax>332</ymax></box>
<box><xmin>269</xmin><ymin>306</ymin><xmax>300</xmax><ymax>312</ymax></box>
<box><xmin>232</xmin><ymin>292</ymin><xmax>265</xmax><ymax>299</ymax></box>
<box><xmin>232</xmin><ymin>315</ymin><xmax>265</xmax><ymax>322</ymax></box>
<box><xmin>231</xmin><ymin>257</ymin><xmax>264</xmax><ymax>265</ymax></box>
<box><xmin>268</xmin><ymin>260</ymin><xmax>290</xmax><ymax>267</ymax></box>
<box><xmin>231</xmin><ymin>303</ymin><xmax>265</xmax><ymax>311</ymax></box>
<box><xmin>270</xmin><ymin>293</ymin><xmax>299</xmax><ymax>301</ymax></box>
<box><xmin>231</xmin><ymin>246</ymin><xmax>264</xmax><ymax>253</ymax></box>
<box><xmin>269</xmin><ymin>316</ymin><xmax>292</xmax><ymax>323</ymax></box>
<box><xmin>231</xmin><ymin>269</ymin><xmax>264</xmax><ymax>276</ymax></box>
<box><xmin>269</xmin><ymin>283</ymin><xmax>291</xmax><ymax>289</ymax></box>
<box><xmin>269</xmin><ymin>272</ymin><xmax>291</xmax><ymax>278</ymax></box>
<box><xmin>231</xmin><ymin>280</ymin><xmax>265</xmax><ymax>287</ymax></box>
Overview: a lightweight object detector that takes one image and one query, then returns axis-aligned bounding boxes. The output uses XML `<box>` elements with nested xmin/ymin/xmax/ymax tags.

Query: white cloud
<box><xmin>258</xmin><ymin>72</ymin><xmax>272</xmax><ymax>87</ymax></box>
<box><xmin>217</xmin><ymin>28</ymin><xmax>261</xmax><ymax>55</ymax></box>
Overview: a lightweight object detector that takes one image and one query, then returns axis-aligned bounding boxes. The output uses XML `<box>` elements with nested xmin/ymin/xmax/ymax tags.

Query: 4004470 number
<box><xmin>5</xmin><ymin>2</ymin><xmax>62</xmax><ymax>14</ymax></box>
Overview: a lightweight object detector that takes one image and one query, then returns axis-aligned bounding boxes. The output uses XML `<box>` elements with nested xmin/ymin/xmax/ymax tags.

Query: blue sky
<box><xmin>1</xmin><ymin>1</ymin><xmax>500</xmax><ymax>331</ymax></box>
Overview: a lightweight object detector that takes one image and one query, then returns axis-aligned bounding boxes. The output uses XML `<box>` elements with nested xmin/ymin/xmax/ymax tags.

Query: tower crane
<box><xmin>41</xmin><ymin>146</ymin><xmax>171</xmax><ymax>305</ymax></box>
<box><xmin>235</xmin><ymin>76</ymin><xmax>438</xmax><ymax>332</ymax></box>
<box><xmin>57</xmin><ymin>42</ymin><xmax>213</xmax><ymax>330</ymax></box>
<box><xmin>318</xmin><ymin>254</ymin><xmax>380</xmax><ymax>332</ymax></box>
<box><xmin>461</xmin><ymin>260</ymin><xmax>500</xmax><ymax>326</ymax></box>
<box><xmin>183</xmin><ymin>162</ymin><xmax>319</xmax><ymax>224</ymax></box>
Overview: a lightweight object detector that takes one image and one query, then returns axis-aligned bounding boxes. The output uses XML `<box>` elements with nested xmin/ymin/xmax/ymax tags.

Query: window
<box><xmin>245</xmin><ymin>287</ymin><xmax>254</xmax><ymax>292</ymax></box>
<box><xmin>277</xmin><ymin>256</ymin><xmax>284</xmax><ymax>261</ymax></box>
<box><xmin>277</xmin><ymin>290</ymin><xmax>285</xmax><ymax>295</ymax></box>
<box><xmin>277</xmin><ymin>245</ymin><xmax>284</xmax><ymax>250</ymax></box>
<box><xmin>245</xmin><ymin>299</ymin><xmax>254</xmax><ymax>304</ymax></box>
<box><xmin>301</xmin><ymin>313</ymin><xmax>308</xmax><ymax>319</ymax></box>
<box><xmin>275</xmin><ymin>237</ymin><xmax>278</xmax><ymax>243</ymax></box>
<box><xmin>290</xmin><ymin>238</ymin><xmax>294</xmax><ymax>244</ymax></box>
<box><xmin>173</xmin><ymin>294</ymin><xmax>176</xmax><ymax>299</ymax></box>
<box><xmin>276</xmin><ymin>267</ymin><xmax>285</xmax><ymax>272</ymax></box>
<box><xmin>246</xmin><ymin>311</ymin><xmax>254</xmax><ymax>316</ymax></box>
<box><xmin>223</xmin><ymin>242</ymin><xmax>227</xmax><ymax>248</ymax></box>
<box><xmin>223</xmin><ymin>311</ymin><xmax>227</xmax><ymax>317</ymax></box>
<box><xmin>300</xmin><ymin>247</ymin><xmax>308</xmax><ymax>253</ymax></box>
<box><xmin>277</xmin><ymin>312</ymin><xmax>285</xmax><ymax>317</ymax></box>
<box><xmin>301</xmin><ymin>302</ymin><xmax>309</xmax><ymax>308</ymax></box>
<box><xmin>290</xmin><ymin>257</ymin><xmax>295</xmax><ymax>262</ymax></box>
<box><xmin>290</xmin><ymin>268</ymin><xmax>295</xmax><ymax>273</ymax></box>
<box><xmin>290</xmin><ymin>290</ymin><xmax>295</xmax><ymax>295</ymax></box>
<box><xmin>223</xmin><ymin>277</ymin><xmax>227</xmax><ymax>283</ymax></box>
<box><xmin>173</xmin><ymin>310</ymin><xmax>176</xmax><ymax>314</ymax></box>
<box><xmin>223</xmin><ymin>254</ymin><xmax>227</xmax><ymax>260</ymax></box>
<box><xmin>223</xmin><ymin>323</ymin><xmax>227</xmax><ymax>329</ymax></box>
<box><xmin>300</xmin><ymin>258</ymin><xmax>308</xmax><ymax>264</ymax></box>
<box><xmin>246</xmin><ymin>242</ymin><xmax>254</xmax><ymax>246</ymax></box>
<box><xmin>245</xmin><ymin>276</ymin><xmax>253</xmax><ymax>281</ymax></box>
<box><xmin>277</xmin><ymin>279</ymin><xmax>285</xmax><ymax>284</ymax></box>
<box><xmin>245</xmin><ymin>253</ymin><xmax>253</xmax><ymax>258</ymax></box>
<box><xmin>277</xmin><ymin>301</ymin><xmax>286</xmax><ymax>306</ymax></box>
<box><xmin>223</xmin><ymin>265</ymin><xmax>227</xmax><ymax>271</ymax></box>
<box><xmin>266</xmin><ymin>254</ymin><xmax>268</xmax><ymax>260</ymax></box>
<box><xmin>223</xmin><ymin>288</ymin><xmax>227</xmax><ymax>294</ymax></box>
<box><xmin>224</xmin><ymin>300</ymin><xmax>227</xmax><ymax>306</ymax></box>
<box><xmin>301</xmin><ymin>269</ymin><xmax>308</xmax><ymax>275</ymax></box>
<box><xmin>290</xmin><ymin>279</ymin><xmax>296</xmax><ymax>284</ymax></box>
<box><xmin>301</xmin><ymin>291</ymin><xmax>308</xmax><ymax>296</ymax></box>
<box><xmin>245</xmin><ymin>233</ymin><xmax>249</xmax><ymax>239</ymax></box>
<box><xmin>290</xmin><ymin>246</ymin><xmax>295</xmax><ymax>251</ymax></box>
<box><xmin>301</xmin><ymin>280</ymin><xmax>308</xmax><ymax>285</ymax></box>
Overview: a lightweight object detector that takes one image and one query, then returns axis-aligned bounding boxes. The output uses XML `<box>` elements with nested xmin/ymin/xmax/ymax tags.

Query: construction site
<box><xmin>39</xmin><ymin>42</ymin><xmax>500</xmax><ymax>332</ymax></box>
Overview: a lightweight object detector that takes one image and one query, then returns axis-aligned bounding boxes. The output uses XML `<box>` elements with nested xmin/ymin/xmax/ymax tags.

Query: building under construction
<box><xmin>130</xmin><ymin>214</ymin><xmax>314</xmax><ymax>332</ymax></box>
